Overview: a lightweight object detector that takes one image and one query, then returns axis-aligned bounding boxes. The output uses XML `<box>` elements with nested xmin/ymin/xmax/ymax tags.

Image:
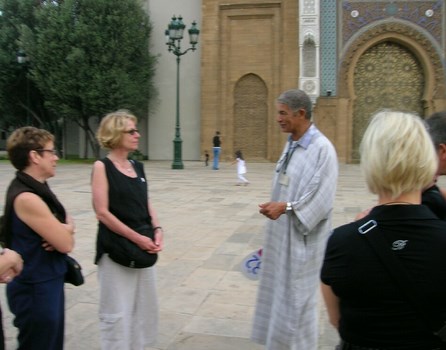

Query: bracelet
<box><xmin>153</xmin><ymin>226</ymin><xmax>163</xmax><ymax>232</ymax></box>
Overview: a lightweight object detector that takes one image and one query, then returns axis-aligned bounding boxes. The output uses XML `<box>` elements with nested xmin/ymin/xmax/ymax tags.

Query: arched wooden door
<box><xmin>233</xmin><ymin>74</ymin><xmax>268</xmax><ymax>160</ymax></box>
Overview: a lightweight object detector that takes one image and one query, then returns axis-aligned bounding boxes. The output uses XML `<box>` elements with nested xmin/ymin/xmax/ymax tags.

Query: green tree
<box><xmin>23</xmin><ymin>0</ymin><xmax>157</xmax><ymax>158</ymax></box>
<box><xmin>0</xmin><ymin>0</ymin><xmax>47</xmax><ymax>131</ymax></box>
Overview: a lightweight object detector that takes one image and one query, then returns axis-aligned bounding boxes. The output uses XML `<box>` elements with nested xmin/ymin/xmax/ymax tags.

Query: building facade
<box><xmin>316</xmin><ymin>0</ymin><xmax>446</xmax><ymax>163</ymax></box>
<box><xmin>75</xmin><ymin>1</ymin><xmax>446</xmax><ymax>163</ymax></box>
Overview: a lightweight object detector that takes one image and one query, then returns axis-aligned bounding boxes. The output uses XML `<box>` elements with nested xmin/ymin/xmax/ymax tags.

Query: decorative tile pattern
<box><xmin>320</xmin><ymin>0</ymin><xmax>337</xmax><ymax>96</ymax></box>
<box><xmin>342</xmin><ymin>1</ymin><xmax>443</xmax><ymax>45</ymax></box>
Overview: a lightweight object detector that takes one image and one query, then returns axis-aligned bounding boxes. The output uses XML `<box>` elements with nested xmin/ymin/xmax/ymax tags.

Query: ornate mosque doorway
<box><xmin>233</xmin><ymin>74</ymin><xmax>268</xmax><ymax>160</ymax></box>
<box><xmin>351</xmin><ymin>41</ymin><xmax>424</xmax><ymax>161</ymax></box>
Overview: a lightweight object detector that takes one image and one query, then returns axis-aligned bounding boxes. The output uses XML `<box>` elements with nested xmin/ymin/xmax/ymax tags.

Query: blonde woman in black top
<box><xmin>321</xmin><ymin>111</ymin><xmax>446</xmax><ymax>350</ymax></box>
<box><xmin>92</xmin><ymin>110</ymin><xmax>163</xmax><ymax>350</ymax></box>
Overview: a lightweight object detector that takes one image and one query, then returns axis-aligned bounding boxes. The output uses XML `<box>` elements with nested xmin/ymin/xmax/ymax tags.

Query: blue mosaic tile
<box><xmin>320</xmin><ymin>0</ymin><xmax>337</xmax><ymax>96</ymax></box>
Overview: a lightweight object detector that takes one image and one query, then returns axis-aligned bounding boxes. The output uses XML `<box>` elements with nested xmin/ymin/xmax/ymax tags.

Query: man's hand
<box><xmin>259</xmin><ymin>202</ymin><xmax>287</xmax><ymax>220</ymax></box>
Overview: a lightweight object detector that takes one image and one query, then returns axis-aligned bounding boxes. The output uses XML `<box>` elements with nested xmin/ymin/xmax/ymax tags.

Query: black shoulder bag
<box><xmin>358</xmin><ymin>219</ymin><xmax>446</xmax><ymax>342</ymax></box>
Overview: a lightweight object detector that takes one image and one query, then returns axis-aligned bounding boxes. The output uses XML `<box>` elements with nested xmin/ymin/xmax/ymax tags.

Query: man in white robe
<box><xmin>251</xmin><ymin>89</ymin><xmax>338</xmax><ymax>350</ymax></box>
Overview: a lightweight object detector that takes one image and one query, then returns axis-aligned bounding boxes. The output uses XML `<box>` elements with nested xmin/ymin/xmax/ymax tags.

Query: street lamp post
<box><xmin>17</xmin><ymin>49</ymin><xmax>30</xmax><ymax>125</ymax></box>
<box><xmin>165</xmin><ymin>15</ymin><xmax>200</xmax><ymax>169</ymax></box>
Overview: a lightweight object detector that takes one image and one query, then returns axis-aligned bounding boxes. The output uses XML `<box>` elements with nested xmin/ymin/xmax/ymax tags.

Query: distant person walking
<box><xmin>232</xmin><ymin>150</ymin><xmax>249</xmax><ymax>185</ymax></box>
<box><xmin>212</xmin><ymin>131</ymin><xmax>221</xmax><ymax>170</ymax></box>
<box><xmin>204</xmin><ymin>150</ymin><xmax>209</xmax><ymax>167</ymax></box>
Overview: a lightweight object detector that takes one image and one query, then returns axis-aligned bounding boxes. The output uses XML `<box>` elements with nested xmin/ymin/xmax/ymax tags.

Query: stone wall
<box><xmin>201</xmin><ymin>0</ymin><xmax>299</xmax><ymax>162</ymax></box>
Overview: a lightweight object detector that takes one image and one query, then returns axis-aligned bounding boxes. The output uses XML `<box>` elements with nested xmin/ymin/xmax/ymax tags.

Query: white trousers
<box><xmin>98</xmin><ymin>254</ymin><xmax>158</xmax><ymax>350</ymax></box>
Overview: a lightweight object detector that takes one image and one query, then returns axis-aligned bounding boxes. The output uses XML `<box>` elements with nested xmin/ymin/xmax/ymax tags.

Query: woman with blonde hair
<box><xmin>321</xmin><ymin>110</ymin><xmax>446</xmax><ymax>349</ymax></box>
<box><xmin>91</xmin><ymin>110</ymin><xmax>162</xmax><ymax>350</ymax></box>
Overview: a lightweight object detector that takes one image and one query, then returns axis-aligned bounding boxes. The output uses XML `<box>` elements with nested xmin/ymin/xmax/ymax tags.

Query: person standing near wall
<box><xmin>212</xmin><ymin>131</ymin><xmax>221</xmax><ymax>170</ymax></box>
<box><xmin>204</xmin><ymin>150</ymin><xmax>209</xmax><ymax>167</ymax></box>
<box><xmin>251</xmin><ymin>89</ymin><xmax>339</xmax><ymax>349</ymax></box>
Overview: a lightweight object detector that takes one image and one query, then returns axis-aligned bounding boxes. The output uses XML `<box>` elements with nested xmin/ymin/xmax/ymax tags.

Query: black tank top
<box><xmin>95</xmin><ymin>157</ymin><xmax>151</xmax><ymax>263</ymax></box>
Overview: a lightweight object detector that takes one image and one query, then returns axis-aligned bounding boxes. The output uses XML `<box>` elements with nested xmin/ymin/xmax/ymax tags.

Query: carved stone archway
<box><xmin>336</xmin><ymin>21</ymin><xmax>446</xmax><ymax>163</ymax></box>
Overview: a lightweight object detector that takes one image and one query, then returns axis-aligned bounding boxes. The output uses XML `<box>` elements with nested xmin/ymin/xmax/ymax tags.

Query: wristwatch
<box><xmin>286</xmin><ymin>202</ymin><xmax>293</xmax><ymax>211</ymax></box>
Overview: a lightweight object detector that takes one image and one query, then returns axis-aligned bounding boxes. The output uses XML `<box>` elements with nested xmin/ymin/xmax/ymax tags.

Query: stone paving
<box><xmin>0</xmin><ymin>160</ymin><xmax>404</xmax><ymax>350</ymax></box>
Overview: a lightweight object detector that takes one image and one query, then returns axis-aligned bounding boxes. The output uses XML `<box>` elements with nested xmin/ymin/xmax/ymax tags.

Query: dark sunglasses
<box><xmin>123</xmin><ymin>129</ymin><xmax>139</xmax><ymax>135</ymax></box>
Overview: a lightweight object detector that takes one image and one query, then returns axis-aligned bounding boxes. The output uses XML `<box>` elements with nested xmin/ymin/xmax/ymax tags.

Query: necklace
<box><xmin>383</xmin><ymin>201</ymin><xmax>414</xmax><ymax>205</ymax></box>
<box><xmin>109</xmin><ymin>156</ymin><xmax>133</xmax><ymax>173</ymax></box>
<box><xmin>115</xmin><ymin>161</ymin><xmax>132</xmax><ymax>173</ymax></box>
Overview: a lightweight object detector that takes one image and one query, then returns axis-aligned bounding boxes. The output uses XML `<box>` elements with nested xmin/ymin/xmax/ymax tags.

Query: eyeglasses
<box><xmin>123</xmin><ymin>129</ymin><xmax>139</xmax><ymax>135</ymax></box>
<box><xmin>35</xmin><ymin>149</ymin><xmax>59</xmax><ymax>156</ymax></box>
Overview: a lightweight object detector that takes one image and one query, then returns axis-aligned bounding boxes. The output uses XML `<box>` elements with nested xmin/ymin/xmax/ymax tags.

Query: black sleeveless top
<box><xmin>94</xmin><ymin>157</ymin><xmax>151</xmax><ymax>264</ymax></box>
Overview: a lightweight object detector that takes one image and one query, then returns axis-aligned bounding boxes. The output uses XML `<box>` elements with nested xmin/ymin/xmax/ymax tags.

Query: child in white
<box><xmin>233</xmin><ymin>150</ymin><xmax>249</xmax><ymax>185</ymax></box>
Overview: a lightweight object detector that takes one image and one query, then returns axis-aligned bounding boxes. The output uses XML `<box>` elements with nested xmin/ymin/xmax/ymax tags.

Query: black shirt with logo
<box><xmin>321</xmin><ymin>204</ymin><xmax>446</xmax><ymax>349</ymax></box>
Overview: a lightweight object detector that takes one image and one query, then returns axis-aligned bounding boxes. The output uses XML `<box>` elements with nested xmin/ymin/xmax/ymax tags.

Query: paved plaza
<box><xmin>0</xmin><ymin>160</ymin><xmax>390</xmax><ymax>349</ymax></box>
